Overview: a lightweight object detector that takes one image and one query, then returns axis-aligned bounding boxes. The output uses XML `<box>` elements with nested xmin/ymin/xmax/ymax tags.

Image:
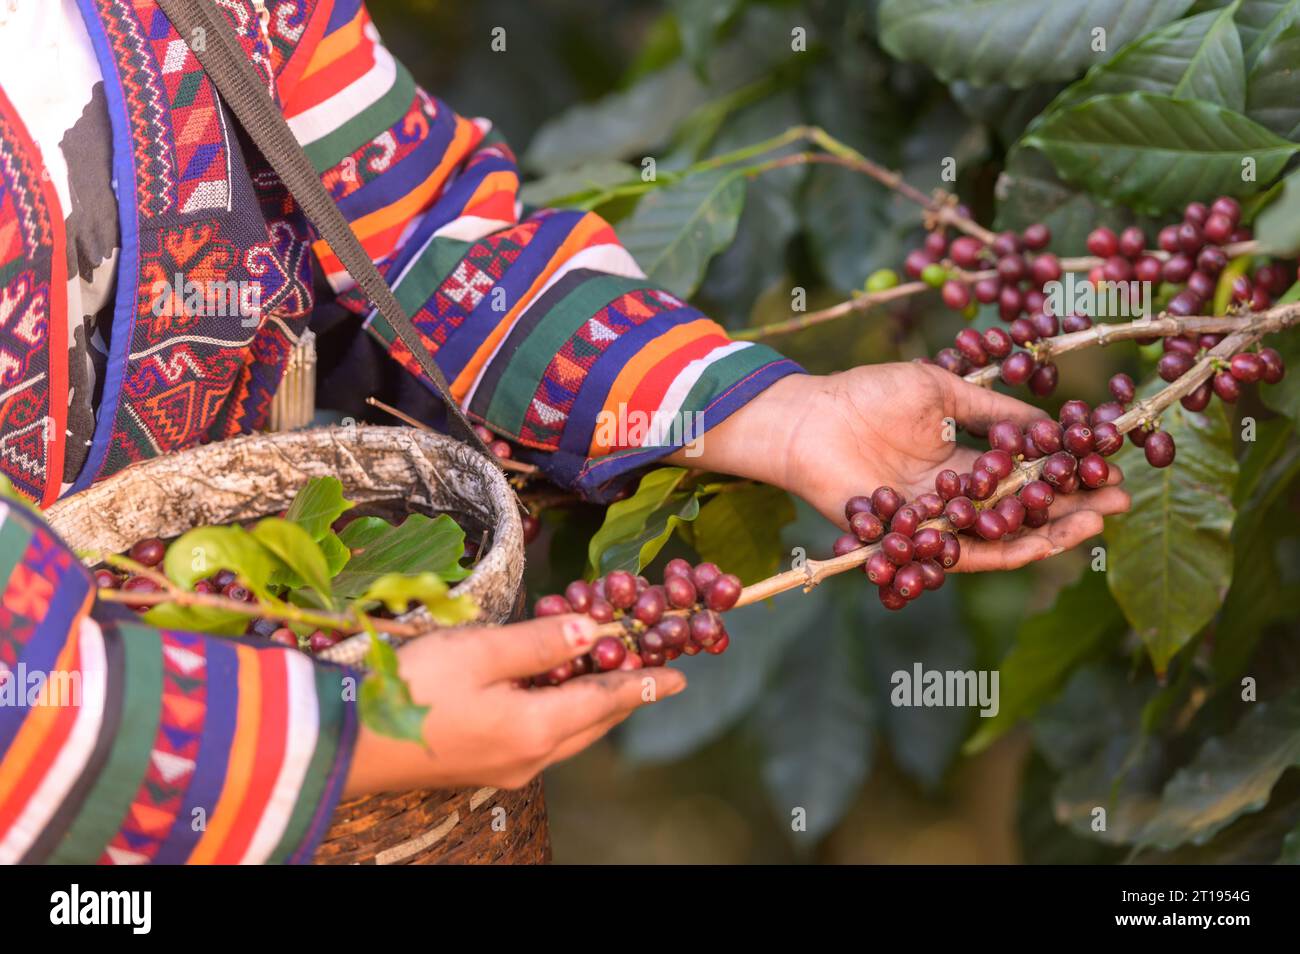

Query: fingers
<box><xmin>936</xmin><ymin>366</ymin><xmax>1051</xmax><ymax>432</ymax></box>
<box><xmin>951</xmin><ymin>509</ymin><xmax>1107</xmax><ymax>572</ymax></box>
<box><xmin>453</xmin><ymin>614</ymin><xmax>597</xmax><ymax>683</ymax></box>
<box><xmin>526</xmin><ymin>667</ymin><xmax>686</xmax><ymax>742</ymax></box>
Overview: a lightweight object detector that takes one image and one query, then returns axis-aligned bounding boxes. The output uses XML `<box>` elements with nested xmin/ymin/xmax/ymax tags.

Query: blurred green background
<box><xmin>369</xmin><ymin>0</ymin><xmax>1300</xmax><ymax>863</ymax></box>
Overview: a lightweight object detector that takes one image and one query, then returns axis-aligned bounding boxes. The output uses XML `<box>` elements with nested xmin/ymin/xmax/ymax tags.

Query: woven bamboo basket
<box><xmin>45</xmin><ymin>425</ymin><xmax>550</xmax><ymax>864</ymax></box>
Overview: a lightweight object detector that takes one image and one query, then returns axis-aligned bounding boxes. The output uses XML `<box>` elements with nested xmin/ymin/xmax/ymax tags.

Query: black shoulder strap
<box><xmin>158</xmin><ymin>0</ymin><xmax>492</xmax><ymax>459</ymax></box>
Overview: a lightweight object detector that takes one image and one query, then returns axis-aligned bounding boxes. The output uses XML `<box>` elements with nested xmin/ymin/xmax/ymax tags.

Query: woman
<box><xmin>0</xmin><ymin>0</ymin><xmax>1128</xmax><ymax>863</ymax></box>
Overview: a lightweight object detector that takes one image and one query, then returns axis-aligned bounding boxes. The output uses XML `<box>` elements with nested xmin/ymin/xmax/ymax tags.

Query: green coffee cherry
<box><xmin>865</xmin><ymin>268</ymin><xmax>899</xmax><ymax>293</ymax></box>
<box><xmin>921</xmin><ymin>263</ymin><xmax>949</xmax><ymax>289</ymax></box>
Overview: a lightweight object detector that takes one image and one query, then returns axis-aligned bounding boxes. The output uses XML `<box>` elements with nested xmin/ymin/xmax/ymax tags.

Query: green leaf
<box><xmin>965</xmin><ymin>572</ymin><xmax>1126</xmax><ymax>754</ymax></box>
<box><xmin>688</xmin><ymin>483</ymin><xmax>795</xmax><ymax>585</ymax></box>
<box><xmin>332</xmin><ymin>514</ymin><xmax>468</xmax><ymax>599</ymax></box>
<box><xmin>142</xmin><ymin>601</ymin><xmax>249</xmax><ymax>637</ymax></box>
<box><xmin>1104</xmin><ymin>397</ymin><xmax>1237</xmax><ymax>673</ymax></box>
<box><xmin>1237</xmin><ymin>0</ymin><xmax>1300</xmax><ymax>68</ymax></box>
<box><xmin>361</xmin><ymin>572</ymin><xmax>478</xmax><ymax>625</ymax></box>
<box><xmin>670</xmin><ymin>0</ymin><xmax>742</xmax><ymax>76</ymax></box>
<box><xmin>284</xmin><ymin>476</ymin><xmax>353</xmax><ymax>541</ymax></box>
<box><xmin>319</xmin><ymin>531</ymin><xmax>351</xmax><ymax>577</ymax></box>
<box><xmin>615</xmin><ymin>170</ymin><xmax>746</xmax><ymax>298</ymax></box>
<box><xmin>1245</xmin><ymin>20</ymin><xmax>1300</xmax><ymax>138</ymax></box>
<box><xmin>1255</xmin><ymin>167</ymin><xmax>1300</xmax><ymax>256</ymax></box>
<box><xmin>1138</xmin><ymin>689</ymin><xmax>1300</xmax><ymax>850</ymax></box>
<box><xmin>336</xmin><ymin>516</ymin><xmax>390</xmax><ymax>550</ymax></box>
<box><xmin>802</xmin><ymin>165</ymin><xmax>901</xmax><ymax>295</ymax></box>
<box><xmin>1047</xmin><ymin>4</ymin><xmax>1246</xmax><ymax>113</ymax></box>
<box><xmin>359</xmin><ymin>637</ymin><xmax>428</xmax><ymax>744</ymax></box>
<box><xmin>163</xmin><ymin>525</ymin><xmax>279</xmax><ymax>598</ymax></box>
<box><xmin>250</xmin><ymin>518</ymin><xmax>335</xmax><ymax>609</ymax></box>
<box><xmin>587</xmin><ymin>467</ymin><xmax>695</xmax><ymax>574</ymax></box>
<box><xmin>878</xmin><ymin>0</ymin><xmax>1195</xmax><ymax>88</ymax></box>
<box><xmin>518</xmin><ymin>160</ymin><xmax>639</xmax><ymax>208</ymax></box>
<box><xmin>1024</xmin><ymin>93</ymin><xmax>1300</xmax><ymax>215</ymax></box>
<box><xmin>756</xmin><ymin>617</ymin><xmax>873</xmax><ymax>842</ymax></box>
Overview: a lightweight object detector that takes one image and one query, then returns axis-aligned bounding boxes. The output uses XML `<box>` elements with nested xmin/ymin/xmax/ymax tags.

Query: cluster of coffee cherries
<box><xmin>530</xmin><ymin>560</ymin><xmax>742</xmax><ymax>684</ymax></box>
<box><xmin>1152</xmin><ymin>341</ymin><xmax>1287</xmax><ymax>412</ymax></box>
<box><xmin>97</xmin><ymin>536</ymin><xmax>342</xmax><ymax>653</ymax></box>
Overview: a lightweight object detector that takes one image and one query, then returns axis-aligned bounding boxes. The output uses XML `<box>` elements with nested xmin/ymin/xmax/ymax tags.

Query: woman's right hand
<box><xmin>342</xmin><ymin>614</ymin><xmax>685</xmax><ymax>796</ymax></box>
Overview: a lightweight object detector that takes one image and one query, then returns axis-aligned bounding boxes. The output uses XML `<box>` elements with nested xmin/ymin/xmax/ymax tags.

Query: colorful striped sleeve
<box><xmin>277</xmin><ymin>0</ymin><xmax>803</xmax><ymax>498</ymax></box>
<box><xmin>0</xmin><ymin>501</ymin><xmax>358</xmax><ymax>865</ymax></box>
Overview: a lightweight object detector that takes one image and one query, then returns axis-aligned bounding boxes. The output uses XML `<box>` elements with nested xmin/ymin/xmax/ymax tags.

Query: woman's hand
<box><xmin>343</xmin><ymin>614</ymin><xmax>684</xmax><ymax>797</ymax></box>
<box><xmin>677</xmin><ymin>362</ymin><xmax>1130</xmax><ymax>571</ymax></box>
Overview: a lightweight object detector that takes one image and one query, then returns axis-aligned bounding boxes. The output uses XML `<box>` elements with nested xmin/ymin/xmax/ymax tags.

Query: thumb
<box><xmin>454</xmin><ymin>613</ymin><xmax>598</xmax><ymax>683</ymax></box>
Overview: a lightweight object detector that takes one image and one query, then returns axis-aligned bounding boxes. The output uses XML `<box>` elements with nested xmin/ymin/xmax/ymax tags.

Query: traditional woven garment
<box><xmin>0</xmin><ymin>0</ymin><xmax>799</xmax><ymax>863</ymax></box>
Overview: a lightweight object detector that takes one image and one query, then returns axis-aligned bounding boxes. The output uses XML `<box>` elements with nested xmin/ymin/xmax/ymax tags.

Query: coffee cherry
<box><xmin>1230</xmin><ymin>352</ymin><xmax>1264</xmax><ymax>383</ymax></box>
<box><xmin>309</xmin><ymin>631</ymin><xmax>339</xmax><ymax>653</ymax></box>
<box><xmin>1129</xmin><ymin>427</ymin><xmax>1149</xmax><ymax>448</ymax></box>
<box><xmin>1022</xmin><ymin>223</ymin><xmax>1051</xmax><ymax>249</ymax></box>
<box><xmin>1157</xmin><ymin>225</ymin><xmax>1180</xmax><ymax>252</ymax></box>
<box><xmin>1210</xmin><ymin>196</ymin><xmax>1241</xmax><ymax>225</ymax></box>
<box><xmin>1092</xmin><ymin>421</ymin><xmax>1123</xmax><ymax>456</ymax></box>
<box><xmin>935</xmin><ymin>469</ymin><xmax>963</xmax><ymax>500</ymax></box>
<box><xmin>850</xmin><ymin>510</ymin><xmax>886</xmax><ymax>543</ymax></box>
<box><xmin>871</xmin><ymin>486</ymin><xmax>904</xmax><ymax>522</ymax></box>
<box><xmin>1091</xmin><ymin>402</ymin><xmax>1124</xmax><ymax>427</ymax></box>
<box><xmin>955</xmin><ymin>328</ymin><xmax>989</xmax><ymax>366</ymax></box>
<box><xmin>1144</xmin><ymin>430</ymin><xmax>1176</xmax><ymax>468</ymax></box>
<box><xmin>657</xmin><ymin>616</ymin><xmax>690</xmax><ymax>650</ymax></box>
<box><xmin>1062</xmin><ymin>314</ymin><xmax>1092</xmax><ymax>334</ymax></box>
<box><xmin>664</xmin><ymin>557</ymin><xmax>693</xmax><ymax>580</ymax></box>
<box><xmin>939</xmin><ymin>532</ymin><xmax>961</xmax><ymax>569</ymax></box>
<box><xmin>1042</xmin><ymin>452</ymin><xmax>1077</xmax><ymax>487</ymax></box>
<box><xmin>982</xmin><ymin>327</ymin><xmax>1013</xmax><ymax>359</ymax></box>
<box><xmin>1028</xmin><ymin>419</ymin><xmax>1063</xmax><ymax>455</ymax></box>
<box><xmin>268</xmin><ymin>628</ymin><xmax>297</xmax><ymax>648</ymax></box>
<box><xmin>94</xmin><ymin>568</ymin><xmax>123</xmax><ymax>590</ymax></box>
<box><xmin>633</xmin><ymin>587</ymin><xmax>667</xmax><ymax>625</ymax></box>
<box><xmin>1077</xmin><ymin>454</ymin><xmax>1109</xmax><ymax>489</ymax></box>
<box><xmin>535</xmin><ymin>594</ymin><xmax>572</xmax><ymax>617</ymax></box>
<box><xmin>865</xmin><ymin>551</ymin><xmax>897</xmax><ymax>585</ymax></box>
<box><xmin>1059</xmin><ymin>400</ymin><xmax>1091</xmax><ymax>428</ymax></box>
<box><xmin>992</xmin><ymin>231</ymin><xmax>1022</xmax><ymax>256</ymax></box>
<box><xmin>1029</xmin><ymin>363</ymin><xmax>1059</xmax><ymax>397</ymax></box>
<box><xmin>1107</xmin><ymin>373</ymin><xmax>1135</xmax><ymax>405</ymax></box>
<box><xmin>1181</xmin><ymin>381</ymin><xmax>1212</xmax><ymax>412</ymax></box>
<box><xmin>893</xmin><ymin>563</ymin><xmax>925</xmax><ymax>600</ymax></box>
<box><xmin>1259</xmin><ymin>347</ymin><xmax>1286</xmax><ymax>384</ymax></box>
<box><xmin>998</xmin><ymin>286</ymin><xmax>1025</xmax><ymax>322</ymax></box>
<box><xmin>1020</xmin><ymin>480</ymin><xmax>1054</xmax><ymax>511</ymax></box>
<box><xmin>1200</xmin><ymin>334</ymin><xmax>1224</xmax><ymax>350</ymax></box>
<box><xmin>129</xmin><ymin>538</ymin><xmax>166</xmax><ymax>568</ymax></box>
<box><xmin>949</xmin><ymin>236</ymin><xmax>984</xmax><ymax>268</ymax></box>
<box><xmin>703</xmin><ymin>632</ymin><xmax>730</xmax><ymax>656</ymax></box>
<box><xmin>1134</xmin><ymin>255</ymin><xmax>1162</xmax><ymax>284</ymax></box>
<box><xmin>1187</xmin><ymin>270</ymin><xmax>1215</xmax><ymax>301</ymax></box>
<box><xmin>844</xmin><ymin>495</ymin><xmax>874</xmax><ymax>520</ymax></box>
<box><xmin>1118</xmin><ymin>227</ymin><xmax>1145</xmax><ymax>259</ymax></box>
<box><xmin>881</xmin><ymin>532</ymin><xmax>915</xmax><ymax>566</ymax></box>
<box><xmin>562</xmin><ymin>581</ymin><xmax>593</xmax><ymax>614</ymax></box>
<box><xmin>661</xmin><ymin>574</ymin><xmax>694</xmax><ymax>609</ymax></box>
<box><xmin>920</xmin><ymin>561</ymin><xmax>946</xmax><ymax>591</ymax></box>
<box><xmin>912</xmin><ymin>527</ymin><xmax>944</xmax><ymax>561</ymax></box>
<box><xmin>833</xmin><ymin>533</ymin><xmax>861</xmax><ymax>557</ymax></box>
<box><xmin>1102</xmin><ymin>255</ymin><xmax>1133</xmax><ymax>283</ymax></box>
<box><xmin>878</xmin><ymin>586</ymin><xmax>908</xmax><ymax>611</ymax></box>
<box><xmin>974</xmin><ymin>449</ymin><xmax>1013</xmax><ymax>481</ymax></box>
<box><xmin>689</xmin><ymin>609</ymin><xmax>724</xmax><ymax>647</ymax></box>
<box><xmin>1177</xmin><ymin>222</ymin><xmax>1203</xmax><ymax>254</ymax></box>
<box><xmin>1009</xmin><ymin>318</ymin><xmax>1039</xmax><ymax>346</ymax></box>
<box><xmin>944</xmin><ymin>496</ymin><xmax>977</xmax><ymax>530</ymax></box>
<box><xmin>1086</xmin><ymin>227</ymin><xmax>1118</xmax><ymax>258</ymax></box>
<box><xmin>924</xmin><ymin>231</ymin><xmax>949</xmax><ymax>259</ymax></box>
<box><xmin>913</xmin><ymin>492</ymin><xmax>945</xmax><ymax>520</ymax></box>
<box><xmin>691</xmin><ymin>562</ymin><xmax>722</xmax><ymax>593</ymax></box>
<box><xmin>1000</xmin><ymin>351</ymin><xmax>1035</xmax><ymax>385</ymax></box>
<box><xmin>988</xmin><ymin>420</ymin><xmax>1025</xmax><ymax>456</ymax></box>
<box><xmin>996</xmin><ymin>254</ymin><xmax>1026</xmax><ymax>284</ymax></box>
<box><xmin>1030</xmin><ymin>253</ymin><xmax>1062</xmax><ymax>286</ymax></box>
<box><xmin>1157</xmin><ymin>351</ymin><xmax>1194</xmax><ymax>382</ymax></box>
<box><xmin>890</xmin><ymin>505</ymin><xmax>921</xmax><ymax>538</ymax></box>
<box><xmin>123</xmin><ymin>575</ymin><xmax>161</xmax><ymax>599</ymax></box>
<box><xmin>968</xmin><ymin>467</ymin><xmax>998</xmax><ymax>500</ymax></box>
<box><xmin>974</xmin><ymin>276</ymin><xmax>1002</xmax><ymax>304</ymax></box>
<box><xmin>588</xmin><ymin>598</ymin><xmax>615</xmax><ymax>623</ymax></box>
<box><xmin>942</xmin><ymin>280</ymin><xmax>971</xmax><ymax>310</ymax></box>
<box><xmin>974</xmin><ymin>510</ymin><xmax>1010</xmax><ymax>541</ymax></box>
<box><xmin>995</xmin><ymin>496</ymin><xmax>1026</xmax><ymax>533</ymax></box>
<box><xmin>1214</xmin><ymin>368</ymin><xmax>1243</xmax><ymax>402</ymax></box>
<box><xmin>705</xmin><ymin>574</ymin><xmax>742</xmax><ymax>612</ymax></box>
<box><xmin>223</xmin><ymin>581</ymin><xmax>254</xmax><ymax>602</ymax></box>
<box><xmin>1162</xmin><ymin>254</ymin><xmax>1193</xmax><ymax>284</ymax></box>
<box><xmin>1063</xmin><ymin>423</ymin><xmax>1094</xmax><ymax>457</ymax></box>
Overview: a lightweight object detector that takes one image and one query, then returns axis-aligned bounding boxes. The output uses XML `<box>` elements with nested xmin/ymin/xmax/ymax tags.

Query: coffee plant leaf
<box><xmin>1025</xmin><ymin>92</ymin><xmax>1299</xmax><ymax>214</ymax></box>
<box><xmin>336</xmin><ymin>516</ymin><xmax>391</xmax><ymax>551</ymax></box>
<box><xmin>756</xmin><ymin>610</ymin><xmax>873</xmax><ymax>843</ymax></box>
<box><xmin>670</xmin><ymin>0</ymin><xmax>743</xmax><ymax>77</ymax></box>
<box><xmin>332</xmin><ymin>514</ymin><xmax>468</xmax><ymax>599</ymax></box>
<box><xmin>1245</xmin><ymin>20</ymin><xmax>1300</xmax><ymax>137</ymax></box>
<box><xmin>1255</xmin><ymin>167</ymin><xmax>1300</xmax><ymax>256</ymax></box>
<box><xmin>1236</xmin><ymin>0</ymin><xmax>1300</xmax><ymax>68</ymax></box>
<box><xmin>965</xmin><ymin>572</ymin><xmax>1126</xmax><ymax>754</ymax></box>
<box><xmin>1105</xmin><ymin>396</ymin><xmax>1237</xmax><ymax>674</ymax></box>
<box><xmin>518</xmin><ymin>160</ymin><xmax>639</xmax><ymax>209</ymax></box>
<box><xmin>359</xmin><ymin>637</ymin><xmax>428</xmax><ymax>744</ymax></box>
<box><xmin>284</xmin><ymin>476</ymin><xmax>354</xmax><ymax>542</ymax></box>
<box><xmin>1048</xmin><ymin>3</ymin><xmax>1246</xmax><ymax>114</ymax></box>
<box><xmin>251</xmin><ymin>518</ymin><xmax>335</xmax><ymax>610</ymax></box>
<box><xmin>689</xmin><ymin>483</ymin><xmax>795</xmax><ymax>585</ymax></box>
<box><xmin>1138</xmin><ymin>689</ymin><xmax>1300</xmax><ymax>849</ymax></box>
<box><xmin>878</xmin><ymin>0</ymin><xmax>1195</xmax><ymax>88</ymax></box>
<box><xmin>163</xmin><ymin>525</ymin><xmax>279</xmax><ymax>599</ymax></box>
<box><xmin>361</xmin><ymin>572</ymin><xmax>478</xmax><ymax>625</ymax></box>
<box><xmin>142</xmin><ymin>601</ymin><xmax>249</xmax><ymax>637</ymax></box>
<box><xmin>615</xmin><ymin>169</ymin><xmax>746</xmax><ymax>298</ymax></box>
<box><xmin>318</xmin><ymin>531</ymin><xmax>351</xmax><ymax>578</ymax></box>
<box><xmin>587</xmin><ymin>466</ymin><xmax>696</xmax><ymax>574</ymax></box>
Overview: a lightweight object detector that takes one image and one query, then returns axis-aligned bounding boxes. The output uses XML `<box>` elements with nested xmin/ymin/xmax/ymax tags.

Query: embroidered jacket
<box><xmin>0</xmin><ymin>0</ymin><xmax>799</xmax><ymax>862</ymax></box>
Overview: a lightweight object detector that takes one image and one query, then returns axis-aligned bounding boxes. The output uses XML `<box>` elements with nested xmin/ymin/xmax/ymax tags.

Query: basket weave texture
<box><xmin>45</xmin><ymin>426</ymin><xmax>548</xmax><ymax>864</ymax></box>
